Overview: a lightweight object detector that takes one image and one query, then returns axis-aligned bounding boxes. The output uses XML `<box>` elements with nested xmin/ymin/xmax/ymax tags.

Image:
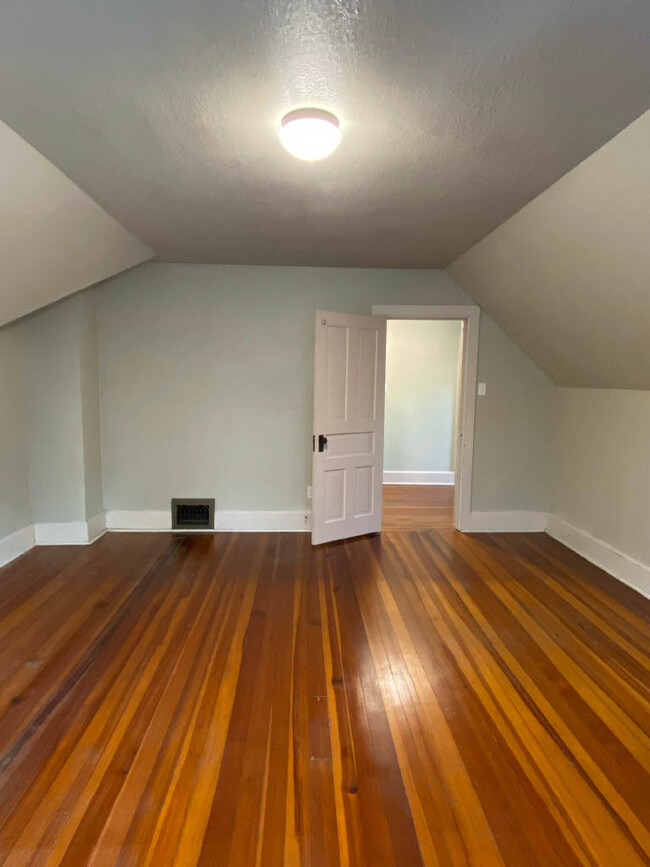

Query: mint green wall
<box><xmin>21</xmin><ymin>298</ymin><xmax>87</xmax><ymax>521</ymax></box>
<box><xmin>97</xmin><ymin>263</ymin><xmax>554</xmax><ymax>514</ymax></box>
<box><xmin>384</xmin><ymin>320</ymin><xmax>461</xmax><ymax>473</ymax></box>
<box><xmin>552</xmin><ymin>388</ymin><xmax>650</xmax><ymax>567</ymax></box>
<box><xmin>471</xmin><ymin>315</ymin><xmax>555</xmax><ymax>512</ymax></box>
<box><xmin>0</xmin><ymin>324</ymin><xmax>30</xmax><ymax>537</ymax></box>
<box><xmin>78</xmin><ymin>292</ymin><xmax>104</xmax><ymax>519</ymax></box>
<box><xmin>19</xmin><ymin>291</ymin><xmax>103</xmax><ymax>523</ymax></box>
<box><xmin>0</xmin><ymin>261</ymin><xmax>556</xmax><ymax>544</ymax></box>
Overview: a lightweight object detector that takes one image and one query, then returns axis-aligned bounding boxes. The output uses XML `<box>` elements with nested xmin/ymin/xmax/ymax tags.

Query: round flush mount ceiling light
<box><xmin>279</xmin><ymin>108</ymin><xmax>342</xmax><ymax>160</ymax></box>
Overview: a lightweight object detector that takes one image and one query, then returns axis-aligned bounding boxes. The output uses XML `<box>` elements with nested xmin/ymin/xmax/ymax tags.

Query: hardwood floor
<box><xmin>0</xmin><ymin>529</ymin><xmax>648</xmax><ymax>865</ymax></box>
<box><xmin>382</xmin><ymin>484</ymin><xmax>454</xmax><ymax>529</ymax></box>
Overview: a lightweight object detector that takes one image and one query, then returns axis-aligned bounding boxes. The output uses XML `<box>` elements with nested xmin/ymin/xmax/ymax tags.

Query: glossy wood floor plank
<box><xmin>0</xmin><ymin>529</ymin><xmax>648</xmax><ymax>865</ymax></box>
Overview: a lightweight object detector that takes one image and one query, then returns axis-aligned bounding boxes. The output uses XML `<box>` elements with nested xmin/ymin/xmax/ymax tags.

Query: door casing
<box><xmin>372</xmin><ymin>304</ymin><xmax>480</xmax><ymax>533</ymax></box>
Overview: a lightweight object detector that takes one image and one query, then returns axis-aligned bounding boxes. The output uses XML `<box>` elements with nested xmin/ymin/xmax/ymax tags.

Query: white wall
<box><xmin>0</xmin><ymin>325</ymin><xmax>31</xmax><ymax>539</ymax></box>
<box><xmin>0</xmin><ymin>118</ymin><xmax>152</xmax><ymax>328</ymax></box>
<box><xmin>552</xmin><ymin>389</ymin><xmax>650</xmax><ymax>573</ymax></box>
<box><xmin>97</xmin><ymin>263</ymin><xmax>554</xmax><ymax>515</ymax></box>
<box><xmin>384</xmin><ymin>320</ymin><xmax>461</xmax><ymax>474</ymax></box>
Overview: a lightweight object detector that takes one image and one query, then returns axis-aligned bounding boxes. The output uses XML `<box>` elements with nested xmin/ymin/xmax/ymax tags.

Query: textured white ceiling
<box><xmin>449</xmin><ymin>111</ymin><xmax>650</xmax><ymax>389</ymax></box>
<box><xmin>0</xmin><ymin>0</ymin><xmax>648</xmax><ymax>267</ymax></box>
<box><xmin>0</xmin><ymin>120</ymin><xmax>152</xmax><ymax>327</ymax></box>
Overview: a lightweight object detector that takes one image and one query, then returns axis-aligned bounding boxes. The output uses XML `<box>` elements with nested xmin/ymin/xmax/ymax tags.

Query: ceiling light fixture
<box><xmin>279</xmin><ymin>108</ymin><xmax>342</xmax><ymax>160</ymax></box>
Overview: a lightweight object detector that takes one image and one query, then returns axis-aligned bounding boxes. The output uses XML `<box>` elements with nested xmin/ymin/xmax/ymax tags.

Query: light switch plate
<box><xmin>478</xmin><ymin>382</ymin><xmax>487</xmax><ymax>396</ymax></box>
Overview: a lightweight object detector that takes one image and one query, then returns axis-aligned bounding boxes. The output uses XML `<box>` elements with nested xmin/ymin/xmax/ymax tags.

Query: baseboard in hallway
<box><xmin>383</xmin><ymin>470</ymin><xmax>455</xmax><ymax>485</ymax></box>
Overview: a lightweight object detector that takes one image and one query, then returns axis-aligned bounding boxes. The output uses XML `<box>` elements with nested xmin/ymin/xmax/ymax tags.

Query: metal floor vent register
<box><xmin>171</xmin><ymin>498</ymin><xmax>215</xmax><ymax>530</ymax></box>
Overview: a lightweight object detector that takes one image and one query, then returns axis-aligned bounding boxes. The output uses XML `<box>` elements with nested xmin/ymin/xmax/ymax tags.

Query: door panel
<box><xmin>326</xmin><ymin>325</ymin><xmax>349</xmax><ymax>421</ymax></box>
<box><xmin>325</xmin><ymin>469</ymin><xmax>346</xmax><ymax>522</ymax></box>
<box><xmin>312</xmin><ymin>310</ymin><xmax>386</xmax><ymax>545</ymax></box>
<box><xmin>326</xmin><ymin>431</ymin><xmax>375</xmax><ymax>457</ymax></box>
<box><xmin>356</xmin><ymin>327</ymin><xmax>379</xmax><ymax>420</ymax></box>
<box><xmin>353</xmin><ymin>466</ymin><xmax>374</xmax><ymax>516</ymax></box>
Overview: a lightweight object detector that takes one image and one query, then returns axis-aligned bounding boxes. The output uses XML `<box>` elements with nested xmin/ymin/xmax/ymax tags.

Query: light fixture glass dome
<box><xmin>279</xmin><ymin>108</ymin><xmax>342</xmax><ymax>160</ymax></box>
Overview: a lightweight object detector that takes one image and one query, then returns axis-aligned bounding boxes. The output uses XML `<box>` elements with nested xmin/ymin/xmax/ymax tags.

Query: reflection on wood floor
<box><xmin>0</xmin><ymin>529</ymin><xmax>648</xmax><ymax>864</ymax></box>
<box><xmin>382</xmin><ymin>484</ymin><xmax>454</xmax><ymax>529</ymax></box>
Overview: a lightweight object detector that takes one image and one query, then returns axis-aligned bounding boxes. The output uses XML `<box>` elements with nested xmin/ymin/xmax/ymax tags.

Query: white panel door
<box><xmin>312</xmin><ymin>310</ymin><xmax>386</xmax><ymax>545</ymax></box>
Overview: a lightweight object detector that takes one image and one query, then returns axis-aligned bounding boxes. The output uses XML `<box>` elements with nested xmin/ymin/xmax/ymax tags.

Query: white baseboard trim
<box><xmin>87</xmin><ymin>512</ymin><xmax>107</xmax><ymax>542</ymax></box>
<box><xmin>0</xmin><ymin>525</ymin><xmax>35</xmax><ymax>569</ymax></box>
<box><xmin>34</xmin><ymin>512</ymin><xmax>107</xmax><ymax>546</ymax></box>
<box><xmin>216</xmin><ymin>511</ymin><xmax>311</xmax><ymax>532</ymax></box>
<box><xmin>1</xmin><ymin>514</ymin><xmax>106</xmax><ymax>566</ymax></box>
<box><xmin>469</xmin><ymin>511</ymin><xmax>548</xmax><ymax>532</ymax></box>
<box><xmin>106</xmin><ymin>510</ymin><xmax>311</xmax><ymax>533</ymax></box>
<box><xmin>34</xmin><ymin>522</ymin><xmax>90</xmax><ymax>545</ymax></box>
<box><xmin>106</xmin><ymin>510</ymin><xmax>170</xmax><ymax>531</ymax></box>
<box><xmin>546</xmin><ymin>515</ymin><xmax>650</xmax><ymax>600</ymax></box>
<box><xmin>383</xmin><ymin>471</ymin><xmax>455</xmax><ymax>485</ymax></box>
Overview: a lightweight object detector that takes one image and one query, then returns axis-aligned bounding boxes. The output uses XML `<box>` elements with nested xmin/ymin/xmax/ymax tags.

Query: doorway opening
<box><xmin>310</xmin><ymin>305</ymin><xmax>478</xmax><ymax>545</ymax></box>
<box><xmin>372</xmin><ymin>305</ymin><xmax>479</xmax><ymax>533</ymax></box>
<box><xmin>382</xmin><ymin>319</ymin><xmax>461</xmax><ymax>529</ymax></box>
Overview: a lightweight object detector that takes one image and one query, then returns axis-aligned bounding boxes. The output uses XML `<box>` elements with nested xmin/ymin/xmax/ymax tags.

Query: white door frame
<box><xmin>372</xmin><ymin>304</ymin><xmax>480</xmax><ymax>533</ymax></box>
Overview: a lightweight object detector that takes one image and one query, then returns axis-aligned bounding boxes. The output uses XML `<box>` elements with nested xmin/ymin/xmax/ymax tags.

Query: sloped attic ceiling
<box><xmin>449</xmin><ymin>110</ymin><xmax>650</xmax><ymax>390</ymax></box>
<box><xmin>0</xmin><ymin>0</ymin><xmax>648</xmax><ymax>267</ymax></box>
<box><xmin>0</xmin><ymin>120</ymin><xmax>152</xmax><ymax>327</ymax></box>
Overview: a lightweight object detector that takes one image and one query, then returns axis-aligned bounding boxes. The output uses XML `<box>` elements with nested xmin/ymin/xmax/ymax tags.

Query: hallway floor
<box><xmin>382</xmin><ymin>484</ymin><xmax>455</xmax><ymax>530</ymax></box>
